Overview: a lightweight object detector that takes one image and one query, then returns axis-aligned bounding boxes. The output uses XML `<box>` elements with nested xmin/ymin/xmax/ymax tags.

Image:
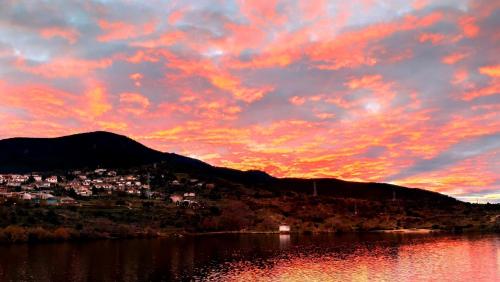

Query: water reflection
<box><xmin>279</xmin><ymin>234</ymin><xmax>290</xmax><ymax>249</ymax></box>
<box><xmin>0</xmin><ymin>233</ymin><xmax>498</xmax><ymax>281</ymax></box>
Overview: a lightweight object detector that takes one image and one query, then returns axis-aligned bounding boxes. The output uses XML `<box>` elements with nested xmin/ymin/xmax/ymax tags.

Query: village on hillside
<box><xmin>0</xmin><ymin>165</ymin><xmax>498</xmax><ymax>243</ymax></box>
<box><xmin>0</xmin><ymin>168</ymin><xmax>215</xmax><ymax>209</ymax></box>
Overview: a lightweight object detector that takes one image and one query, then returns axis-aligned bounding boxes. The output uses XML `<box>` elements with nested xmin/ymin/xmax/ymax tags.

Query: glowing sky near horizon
<box><xmin>0</xmin><ymin>0</ymin><xmax>498</xmax><ymax>202</ymax></box>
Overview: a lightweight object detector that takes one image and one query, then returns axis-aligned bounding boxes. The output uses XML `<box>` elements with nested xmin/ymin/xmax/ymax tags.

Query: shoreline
<box><xmin>370</xmin><ymin>228</ymin><xmax>438</xmax><ymax>234</ymax></box>
<box><xmin>178</xmin><ymin>228</ymin><xmax>480</xmax><ymax>237</ymax></box>
<box><xmin>0</xmin><ymin>226</ymin><xmax>497</xmax><ymax>245</ymax></box>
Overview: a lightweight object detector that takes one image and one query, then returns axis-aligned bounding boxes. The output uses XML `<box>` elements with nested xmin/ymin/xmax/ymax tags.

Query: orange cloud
<box><xmin>452</xmin><ymin>69</ymin><xmax>469</xmax><ymax>85</ymax></box>
<box><xmin>168</xmin><ymin>9</ymin><xmax>186</xmax><ymax>25</ymax></box>
<box><xmin>394</xmin><ymin>152</ymin><xmax>499</xmax><ymax>194</ymax></box>
<box><xmin>119</xmin><ymin>92</ymin><xmax>150</xmax><ymax>115</ymax></box>
<box><xmin>0</xmin><ymin>82</ymin><xmax>112</xmax><ymax>122</ymax></box>
<box><xmin>459</xmin><ymin>16</ymin><xmax>479</xmax><ymax>38</ymax></box>
<box><xmin>0</xmin><ymin>83</ymin><xmax>74</xmax><ymax>119</ymax></box>
<box><xmin>307</xmin><ymin>12</ymin><xmax>443</xmax><ymax>70</ymax></box>
<box><xmin>120</xmin><ymin>92</ymin><xmax>150</xmax><ymax>108</ymax></box>
<box><xmin>40</xmin><ymin>27</ymin><xmax>79</xmax><ymax>44</ymax></box>
<box><xmin>462</xmin><ymin>82</ymin><xmax>500</xmax><ymax>101</ymax></box>
<box><xmin>442</xmin><ymin>52</ymin><xmax>469</xmax><ymax>64</ymax></box>
<box><xmin>479</xmin><ymin>65</ymin><xmax>500</xmax><ymax>77</ymax></box>
<box><xmin>210</xmin><ymin>73</ymin><xmax>274</xmax><ymax>103</ymax></box>
<box><xmin>124</xmin><ymin>50</ymin><xmax>161</xmax><ymax>64</ymax></box>
<box><xmin>82</xmin><ymin>85</ymin><xmax>112</xmax><ymax>118</ymax></box>
<box><xmin>15</xmin><ymin>57</ymin><xmax>112</xmax><ymax>78</ymax></box>
<box><xmin>129</xmin><ymin>73</ymin><xmax>143</xmax><ymax>87</ymax></box>
<box><xmin>98</xmin><ymin>20</ymin><xmax>157</xmax><ymax>42</ymax></box>
<box><xmin>289</xmin><ymin>96</ymin><xmax>306</xmax><ymax>106</ymax></box>
<box><xmin>238</xmin><ymin>0</ymin><xmax>287</xmax><ymax>27</ymax></box>
<box><xmin>418</xmin><ymin>33</ymin><xmax>445</xmax><ymax>44</ymax></box>
<box><xmin>346</xmin><ymin>75</ymin><xmax>383</xmax><ymax>89</ymax></box>
<box><xmin>412</xmin><ymin>0</ymin><xmax>429</xmax><ymax>10</ymax></box>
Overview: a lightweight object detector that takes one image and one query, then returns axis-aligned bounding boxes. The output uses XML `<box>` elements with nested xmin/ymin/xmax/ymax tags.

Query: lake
<box><xmin>0</xmin><ymin>233</ymin><xmax>498</xmax><ymax>281</ymax></box>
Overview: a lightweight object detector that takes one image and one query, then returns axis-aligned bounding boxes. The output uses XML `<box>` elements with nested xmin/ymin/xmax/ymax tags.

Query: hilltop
<box><xmin>0</xmin><ymin>131</ymin><xmax>199</xmax><ymax>173</ymax></box>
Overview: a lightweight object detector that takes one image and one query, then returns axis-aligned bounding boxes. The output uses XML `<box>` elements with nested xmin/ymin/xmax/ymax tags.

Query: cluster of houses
<box><xmin>0</xmin><ymin>174</ymin><xmax>76</xmax><ymax>206</ymax></box>
<box><xmin>67</xmin><ymin>169</ymin><xmax>150</xmax><ymax>197</ymax></box>
<box><xmin>0</xmin><ymin>169</ymin><xmax>215</xmax><ymax>209</ymax></box>
<box><xmin>0</xmin><ymin>189</ymin><xmax>78</xmax><ymax>206</ymax></box>
<box><xmin>0</xmin><ymin>169</ymin><xmax>150</xmax><ymax>197</ymax></box>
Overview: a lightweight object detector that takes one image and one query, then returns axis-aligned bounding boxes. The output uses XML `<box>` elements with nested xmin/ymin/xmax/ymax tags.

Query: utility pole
<box><xmin>313</xmin><ymin>181</ymin><xmax>317</xmax><ymax>197</ymax></box>
<box><xmin>392</xmin><ymin>188</ymin><xmax>396</xmax><ymax>201</ymax></box>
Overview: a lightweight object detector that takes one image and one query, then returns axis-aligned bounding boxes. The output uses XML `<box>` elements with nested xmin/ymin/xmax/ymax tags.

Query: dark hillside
<box><xmin>0</xmin><ymin>131</ymin><xmax>166</xmax><ymax>172</ymax></box>
<box><xmin>270</xmin><ymin>178</ymin><xmax>458</xmax><ymax>204</ymax></box>
<box><xmin>0</xmin><ymin>131</ymin><xmax>456</xmax><ymax>204</ymax></box>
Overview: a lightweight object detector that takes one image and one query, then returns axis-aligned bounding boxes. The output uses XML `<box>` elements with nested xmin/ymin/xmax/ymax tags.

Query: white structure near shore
<box><xmin>279</xmin><ymin>225</ymin><xmax>290</xmax><ymax>233</ymax></box>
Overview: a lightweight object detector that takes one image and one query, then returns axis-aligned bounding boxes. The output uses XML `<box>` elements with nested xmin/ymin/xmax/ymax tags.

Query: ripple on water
<box><xmin>193</xmin><ymin>235</ymin><xmax>500</xmax><ymax>282</ymax></box>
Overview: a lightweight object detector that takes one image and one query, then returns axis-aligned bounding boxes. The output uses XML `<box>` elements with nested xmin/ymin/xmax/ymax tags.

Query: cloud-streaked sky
<box><xmin>0</xmin><ymin>0</ymin><xmax>498</xmax><ymax>202</ymax></box>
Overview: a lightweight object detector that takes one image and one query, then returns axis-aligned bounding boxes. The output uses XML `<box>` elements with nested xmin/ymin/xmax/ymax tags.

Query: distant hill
<box><xmin>0</xmin><ymin>131</ymin><xmax>167</xmax><ymax>173</ymax></box>
<box><xmin>0</xmin><ymin>131</ymin><xmax>457</xmax><ymax>204</ymax></box>
<box><xmin>0</xmin><ymin>131</ymin><xmax>273</xmax><ymax>183</ymax></box>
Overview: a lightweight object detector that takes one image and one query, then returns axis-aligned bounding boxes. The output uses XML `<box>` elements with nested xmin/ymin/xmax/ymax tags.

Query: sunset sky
<box><xmin>0</xmin><ymin>0</ymin><xmax>498</xmax><ymax>202</ymax></box>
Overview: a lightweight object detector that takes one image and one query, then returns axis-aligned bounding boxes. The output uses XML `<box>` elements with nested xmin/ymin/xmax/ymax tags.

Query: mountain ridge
<box><xmin>0</xmin><ymin>131</ymin><xmax>456</xmax><ymax>203</ymax></box>
<box><xmin>0</xmin><ymin>131</ymin><xmax>213</xmax><ymax>172</ymax></box>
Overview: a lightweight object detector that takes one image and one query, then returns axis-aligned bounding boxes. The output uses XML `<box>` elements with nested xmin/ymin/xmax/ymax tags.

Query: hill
<box><xmin>1</xmin><ymin>131</ymin><xmax>498</xmax><ymax>241</ymax></box>
<box><xmin>0</xmin><ymin>131</ymin><xmax>166</xmax><ymax>172</ymax></box>
<box><xmin>0</xmin><ymin>131</ymin><xmax>454</xmax><ymax>204</ymax></box>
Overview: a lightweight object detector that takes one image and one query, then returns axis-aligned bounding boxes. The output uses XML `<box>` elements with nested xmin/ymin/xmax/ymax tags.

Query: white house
<box><xmin>94</xmin><ymin>169</ymin><xmax>107</xmax><ymax>175</ymax></box>
<box><xmin>21</xmin><ymin>184</ymin><xmax>35</xmax><ymax>191</ymax></box>
<box><xmin>59</xmin><ymin>197</ymin><xmax>77</xmax><ymax>205</ymax></box>
<box><xmin>32</xmin><ymin>175</ymin><xmax>43</xmax><ymax>182</ymax></box>
<box><xmin>38</xmin><ymin>182</ymin><xmax>52</xmax><ymax>189</ymax></box>
<box><xmin>40</xmin><ymin>193</ymin><xmax>55</xmax><ymax>200</ymax></box>
<box><xmin>7</xmin><ymin>182</ymin><xmax>21</xmax><ymax>187</ymax></box>
<box><xmin>77</xmin><ymin>188</ymin><xmax>92</xmax><ymax>197</ymax></box>
<box><xmin>46</xmin><ymin>176</ymin><xmax>58</xmax><ymax>184</ymax></box>
<box><xmin>13</xmin><ymin>175</ymin><xmax>30</xmax><ymax>183</ymax></box>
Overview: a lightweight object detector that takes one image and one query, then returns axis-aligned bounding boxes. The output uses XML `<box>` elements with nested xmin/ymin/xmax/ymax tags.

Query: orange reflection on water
<box><xmin>208</xmin><ymin>236</ymin><xmax>500</xmax><ymax>282</ymax></box>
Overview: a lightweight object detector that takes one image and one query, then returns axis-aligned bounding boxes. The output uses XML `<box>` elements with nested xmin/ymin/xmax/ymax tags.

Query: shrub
<box><xmin>28</xmin><ymin>227</ymin><xmax>54</xmax><ymax>242</ymax></box>
<box><xmin>4</xmin><ymin>225</ymin><xmax>28</xmax><ymax>243</ymax></box>
<box><xmin>53</xmin><ymin>227</ymin><xmax>72</xmax><ymax>240</ymax></box>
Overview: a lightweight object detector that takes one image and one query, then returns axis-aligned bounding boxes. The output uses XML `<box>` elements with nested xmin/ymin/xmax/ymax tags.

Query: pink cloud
<box><xmin>40</xmin><ymin>27</ymin><xmax>79</xmax><ymax>44</ymax></box>
<box><xmin>98</xmin><ymin>19</ymin><xmax>157</xmax><ymax>42</ymax></box>
<box><xmin>15</xmin><ymin>57</ymin><xmax>112</xmax><ymax>78</ymax></box>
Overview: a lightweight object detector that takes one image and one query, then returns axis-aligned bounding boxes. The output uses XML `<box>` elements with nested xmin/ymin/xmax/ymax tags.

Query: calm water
<box><xmin>0</xmin><ymin>233</ymin><xmax>499</xmax><ymax>281</ymax></box>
